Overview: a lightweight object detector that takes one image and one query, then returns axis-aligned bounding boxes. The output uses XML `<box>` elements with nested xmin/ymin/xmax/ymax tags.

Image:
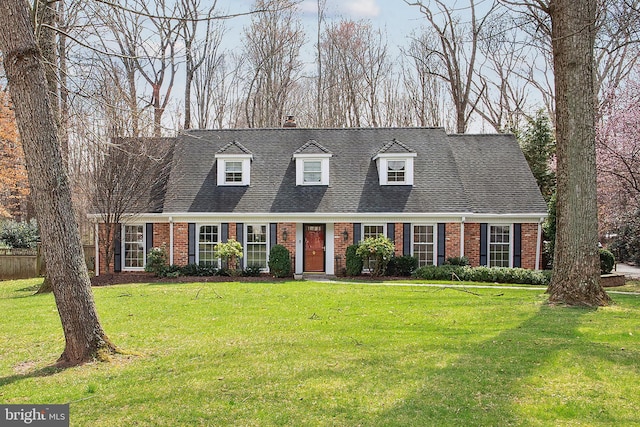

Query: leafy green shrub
<box><xmin>179</xmin><ymin>263</ymin><xmax>217</xmax><ymax>277</ymax></box>
<box><xmin>356</xmin><ymin>235</ymin><xmax>395</xmax><ymax>277</ymax></box>
<box><xmin>145</xmin><ymin>246</ymin><xmax>169</xmax><ymax>277</ymax></box>
<box><xmin>268</xmin><ymin>244</ymin><xmax>291</xmax><ymax>278</ymax></box>
<box><xmin>345</xmin><ymin>244</ymin><xmax>363</xmax><ymax>276</ymax></box>
<box><xmin>244</xmin><ymin>264</ymin><xmax>263</xmax><ymax>277</ymax></box>
<box><xmin>445</xmin><ymin>256</ymin><xmax>469</xmax><ymax>266</ymax></box>
<box><xmin>413</xmin><ymin>265</ymin><xmax>552</xmax><ymax>286</ymax></box>
<box><xmin>0</xmin><ymin>218</ymin><xmax>39</xmax><ymax>249</ymax></box>
<box><xmin>599</xmin><ymin>249</ymin><xmax>615</xmax><ymax>274</ymax></box>
<box><xmin>164</xmin><ymin>264</ymin><xmax>182</xmax><ymax>278</ymax></box>
<box><xmin>385</xmin><ymin>255</ymin><xmax>418</xmax><ymax>276</ymax></box>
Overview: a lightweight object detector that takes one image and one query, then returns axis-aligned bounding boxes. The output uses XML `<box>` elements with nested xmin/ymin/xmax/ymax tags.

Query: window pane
<box><xmin>387</xmin><ymin>160</ymin><xmax>405</xmax><ymax>182</ymax></box>
<box><xmin>198</xmin><ymin>225</ymin><xmax>218</xmax><ymax>266</ymax></box>
<box><xmin>489</xmin><ymin>225</ymin><xmax>510</xmax><ymax>268</ymax></box>
<box><xmin>247</xmin><ymin>224</ymin><xmax>267</xmax><ymax>268</ymax></box>
<box><xmin>303</xmin><ymin>161</ymin><xmax>322</xmax><ymax>183</ymax></box>
<box><xmin>413</xmin><ymin>225</ymin><xmax>434</xmax><ymax>267</ymax></box>
<box><xmin>124</xmin><ymin>225</ymin><xmax>144</xmax><ymax>268</ymax></box>
<box><xmin>363</xmin><ymin>225</ymin><xmax>384</xmax><ymax>239</ymax></box>
<box><xmin>225</xmin><ymin>161</ymin><xmax>242</xmax><ymax>182</ymax></box>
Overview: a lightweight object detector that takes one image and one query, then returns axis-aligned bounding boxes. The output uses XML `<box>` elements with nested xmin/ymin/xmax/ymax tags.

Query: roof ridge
<box><xmin>293</xmin><ymin>139</ymin><xmax>332</xmax><ymax>154</ymax></box>
<box><xmin>216</xmin><ymin>140</ymin><xmax>252</xmax><ymax>155</ymax></box>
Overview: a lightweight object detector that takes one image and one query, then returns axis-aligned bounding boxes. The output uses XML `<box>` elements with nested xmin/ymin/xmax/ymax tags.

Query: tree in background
<box><xmin>519</xmin><ymin>110</ymin><xmax>556</xmax><ymax>202</ymax></box>
<box><xmin>0</xmin><ymin>90</ymin><xmax>29</xmax><ymax>219</ymax></box>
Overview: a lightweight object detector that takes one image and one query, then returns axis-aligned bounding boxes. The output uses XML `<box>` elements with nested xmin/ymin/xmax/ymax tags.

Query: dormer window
<box><xmin>303</xmin><ymin>160</ymin><xmax>322</xmax><ymax>184</ymax></box>
<box><xmin>293</xmin><ymin>140</ymin><xmax>332</xmax><ymax>186</ymax></box>
<box><xmin>373</xmin><ymin>139</ymin><xmax>417</xmax><ymax>186</ymax></box>
<box><xmin>387</xmin><ymin>160</ymin><xmax>406</xmax><ymax>183</ymax></box>
<box><xmin>215</xmin><ymin>141</ymin><xmax>253</xmax><ymax>186</ymax></box>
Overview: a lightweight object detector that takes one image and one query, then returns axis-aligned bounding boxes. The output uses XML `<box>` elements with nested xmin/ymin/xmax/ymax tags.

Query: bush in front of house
<box><xmin>412</xmin><ymin>265</ymin><xmax>552</xmax><ymax>286</ymax></box>
<box><xmin>445</xmin><ymin>256</ymin><xmax>470</xmax><ymax>266</ymax></box>
<box><xmin>145</xmin><ymin>245</ymin><xmax>169</xmax><ymax>277</ymax></box>
<box><xmin>345</xmin><ymin>244</ymin><xmax>363</xmax><ymax>276</ymax></box>
<box><xmin>385</xmin><ymin>255</ymin><xmax>418</xmax><ymax>276</ymax></box>
<box><xmin>243</xmin><ymin>264</ymin><xmax>263</xmax><ymax>277</ymax></box>
<box><xmin>599</xmin><ymin>249</ymin><xmax>615</xmax><ymax>274</ymax></box>
<box><xmin>356</xmin><ymin>235</ymin><xmax>395</xmax><ymax>277</ymax></box>
<box><xmin>268</xmin><ymin>244</ymin><xmax>291</xmax><ymax>278</ymax></box>
<box><xmin>0</xmin><ymin>218</ymin><xmax>40</xmax><ymax>249</ymax></box>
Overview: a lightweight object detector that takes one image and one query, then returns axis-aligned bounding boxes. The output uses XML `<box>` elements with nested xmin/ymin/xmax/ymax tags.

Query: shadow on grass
<box><xmin>375</xmin><ymin>304</ymin><xmax>597</xmax><ymax>425</ymax></box>
<box><xmin>0</xmin><ymin>365</ymin><xmax>65</xmax><ymax>388</ymax></box>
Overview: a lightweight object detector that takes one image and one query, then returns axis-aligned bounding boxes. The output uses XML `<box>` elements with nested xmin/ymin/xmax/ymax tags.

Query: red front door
<box><xmin>304</xmin><ymin>224</ymin><xmax>325</xmax><ymax>272</ymax></box>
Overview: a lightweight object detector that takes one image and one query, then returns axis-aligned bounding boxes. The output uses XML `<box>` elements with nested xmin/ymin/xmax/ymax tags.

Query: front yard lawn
<box><xmin>1</xmin><ymin>278</ymin><xmax>639</xmax><ymax>426</ymax></box>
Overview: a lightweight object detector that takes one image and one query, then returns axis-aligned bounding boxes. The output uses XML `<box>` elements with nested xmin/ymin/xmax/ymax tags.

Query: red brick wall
<box><xmin>394</xmin><ymin>223</ymin><xmax>404</xmax><ymax>256</ymax></box>
<box><xmin>464</xmin><ymin>223</ymin><xmax>481</xmax><ymax>267</ymax></box>
<box><xmin>445</xmin><ymin>223</ymin><xmax>461</xmax><ymax>261</ymax></box>
<box><xmin>153</xmin><ymin>223</ymin><xmax>170</xmax><ymax>250</ymax></box>
<box><xmin>277</xmin><ymin>222</ymin><xmax>296</xmax><ymax>256</ymax></box>
<box><xmin>521</xmin><ymin>223</ymin><xmax>540</xmax><ymax>269</ymax></box>
<box><xmin>173</xmin><ymin>222</ymin><xmax>189</xmax><ymax>266</ymax></box>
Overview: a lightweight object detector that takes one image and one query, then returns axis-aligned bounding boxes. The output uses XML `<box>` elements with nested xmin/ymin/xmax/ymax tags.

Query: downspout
<box><xmin>169</xmin><ymin>217</ymin><xmax>174</xmax><ymax>265</ymax></box>
<box><xmin>460</xmin><ymin>217</ymin><xmax>465</xmax><ymax>258</ymax></box>
<box><xmin>536</xmin><ymin>217</ymin><xmax>544</xmax><ymax>270</ymax></box>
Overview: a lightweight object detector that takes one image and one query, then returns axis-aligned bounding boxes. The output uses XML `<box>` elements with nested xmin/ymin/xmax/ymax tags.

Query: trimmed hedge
<box><xmin>413</xmin><ymin>265</ymin><xmax>552</xmax><ymax>286</ymax></box>
<box><xmin>268</xmin><ymin>244</ymin><xmax>292</xmax><ymax>278</ymax></box>
<box><xmin>599</xmin><ymin>249</ymin><xmax>615</xmax><ymax>274</ymax></box>
<box><xmin>385</xmin><ymin>255</ymin><xmax>418</xmax><ymax>276</ymax></box>
<box><xmin>345</xmin><ymin>244</ymin><xmax>363</xmax><ymax>276</ymax></box>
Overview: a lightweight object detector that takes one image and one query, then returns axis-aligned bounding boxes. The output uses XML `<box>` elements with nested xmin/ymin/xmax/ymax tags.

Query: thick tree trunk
<box><xmin>0</xmin><ymin>0</ymin><xmax>117</xmax><ymax>365</ymax></box>
<box><xmin>547</xmin><ymin>0</ymin><xmax>611</xmax><ymax>306</ymax></box>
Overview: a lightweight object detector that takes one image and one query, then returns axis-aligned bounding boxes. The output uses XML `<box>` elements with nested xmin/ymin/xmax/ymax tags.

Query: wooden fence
<box><xmin>0</xmin><ymin>246</ymin><xmax>95</xmax><ymax>281</ymax></box>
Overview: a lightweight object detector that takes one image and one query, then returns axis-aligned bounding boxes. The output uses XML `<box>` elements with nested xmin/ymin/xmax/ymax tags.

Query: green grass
<box><xmin>1</xmin><ymin>278</ymin><xmax>639</xmax><ymax>426</ymax></box>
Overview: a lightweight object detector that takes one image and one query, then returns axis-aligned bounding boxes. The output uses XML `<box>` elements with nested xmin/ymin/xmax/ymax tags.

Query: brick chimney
<box><xmin>283</xmin><ymin>115</ymin><xmax>297</xmax><ymax>128</ymax></box>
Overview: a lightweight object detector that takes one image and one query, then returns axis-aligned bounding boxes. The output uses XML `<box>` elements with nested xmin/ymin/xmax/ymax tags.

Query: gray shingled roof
<box><xmin>161</xmin><ymin>127</ymin><xmax>547</xmax><ymax>215</ymax></box>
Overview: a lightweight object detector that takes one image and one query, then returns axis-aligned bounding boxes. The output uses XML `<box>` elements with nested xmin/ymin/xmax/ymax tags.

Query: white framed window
<box><xmin>303</xmin><ymin>160</ymin><xmax>322</xmax><ymax>184</ymax></box>
<box><xmin>413</xmin><ymin>225</ymin><xmax>436</xmax><ymax>267</ymax></box>
<box><xmin>215</xmin><ymin>154</ymin><xmax>252</xmax><ymax>186</ymax></box>
<box><xmin>123</xmin><ymin>224</ymin><xmax>145</xmax><ymax>270</ymax></box>
<box><xmin>387</xmin><ymin>160</ymin><xmax>406</xmax><ymax>183</ymax></box>
<box><xmin>246</xmin><ymin>224</ymin><xmax>268</xmax><ymax>269</ymax></box>
<box><xmin>224</xmin><ymin>161</ymin><xmax>243</xmax><ymax>183</ymax></box>
<box><xmin>198</xmin><ymin>225</ymin><xmax>219</xmax><ymax>266</ymax></box>
<box><xmin>373</xmin><ymin>155</ymin><xmax>416</xmax><ymax>186</ymax></box>
<box><xmin>363</xmin><ymin>224</ymin><xmax>385</xmax><ymax>240</ymax></box>
<box><xmin>294</xmin><ymin>154</ymin><xmax>331</xmax><ymax>186</ymax></box>
<box><xmin>489</xmin><ymin>225</ymin><xmax>511</xmax><ymax>268</ymax></box>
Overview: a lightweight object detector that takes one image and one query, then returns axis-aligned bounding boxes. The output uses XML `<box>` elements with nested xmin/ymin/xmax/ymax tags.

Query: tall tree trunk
<box><xmin>0</xmin><ymin>0</ymin><xmax>117</xmax><ymax>365</ymax></box>
<box><xmin>547</xmin><ymin>0</ymin><xmax>611</xmax><ymax>306</ymax></box>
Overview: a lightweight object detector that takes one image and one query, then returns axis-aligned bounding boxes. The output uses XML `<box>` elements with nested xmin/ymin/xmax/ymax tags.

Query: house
<box><xmin>91</xmin><ymin>126</ymin><xmax>548</xmax><ymax>276</ymax></box>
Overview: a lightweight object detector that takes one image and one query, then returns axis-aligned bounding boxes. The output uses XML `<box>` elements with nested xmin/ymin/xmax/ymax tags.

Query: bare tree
<box><xmin>401</xmin><ymin>31</ymin><xmax>450</xmax><ymax>128</ymax></box>
<box><xmin>242</xmin><ymin>0</ymin><xmax>305</xmax><ymax>128</ymax></box>
<box><xmin>0</xmin><ymin>0</ymin><xmax>118</xmax><ymax>365</ymax></box>
<box><xmin>407</xmin><ymin>0</ymin><xmax>499</xmax><ymax>133</ymax></box>
<box><xmin>91</xmin><ymin>137</ymin><xmax>173</xmax><ymax>273</ymax></box>
<box><xmin>178</xmin><ymin>0</ymin><xmax>222</xmax><ymax>130</ymax></box>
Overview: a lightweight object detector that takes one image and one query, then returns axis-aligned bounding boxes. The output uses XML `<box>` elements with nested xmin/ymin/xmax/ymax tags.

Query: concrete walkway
<box><xmin>614</xmin><ymin>263</ymin><xmax>640</xmax><ymax>279</ymax></box>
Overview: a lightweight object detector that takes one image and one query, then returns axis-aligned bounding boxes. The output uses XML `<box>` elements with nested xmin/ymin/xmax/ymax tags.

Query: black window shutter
<box><xmin>114</xmin><ymin>224</ymin><xmax>122</xmax><ymax>272</ymax></box>
<box><xmin>387</xmin><ymin>223</ymin><xmax>395</xmax><ymax>243</ymax></box>
<box><xmin>480</xmin><ymin>223</ymin><xmax>488</xmax><ymax>266</ymax></box>
<box><xmin>269</xmin><ymin>223</ymin><xmax>277</xmax><ymax>249</ymax></box>
<box><xmin>237</xmin><ymin>223</ymin><xmax>244</xmax><ymax>244</ymax></box>
<box><xmin>221</xmin><ymin>223</ymin><xmax>229</xmax><ymax>242</ymax></box>
<box><xmin>146</xmin><ymin>223</ymin><xmax>153</xmax><ymax>254</ymax></box>
<box><xmin>437</xmin><ymin>223</ymin><xmax>446</xmax><ymax>266</ymax></box>
<box><xmin>403</xmin><ymin>223</ymin><xmax>411</xmax><ymax>256</ymax></box>
<box><xmin>513</xmin><ymin>223</ymin><xmax>522</xmax><ymax>268</ymax></box>
<box><xmin>353</xmin><ymin>223</ymin><xmax>361</xmax><ymax>244</ymax></box>
<box><xmin>188</xmin><ymin>223</ymin><xmax>196</xmax><ymax>264</ymax></box>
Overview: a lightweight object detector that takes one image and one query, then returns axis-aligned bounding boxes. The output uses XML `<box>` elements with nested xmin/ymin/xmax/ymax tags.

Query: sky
<box><xmin>216</xmin><ymin>0</ymin><xmax>428</xmax><ymax>63</ymax></box>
